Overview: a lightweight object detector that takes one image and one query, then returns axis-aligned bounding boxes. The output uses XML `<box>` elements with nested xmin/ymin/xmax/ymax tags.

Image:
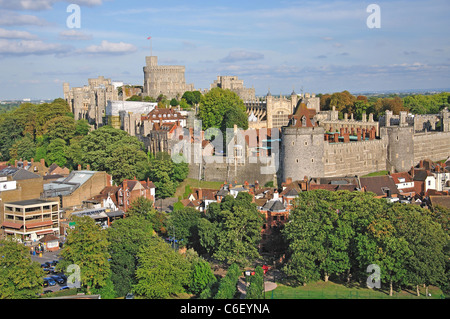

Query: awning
<box><xmin>36</xmin><ymin>230</ymin><xmax>55</xmax><ymax>236</ymax></box>
<box><xmin>25</xmin><ymin>221</ymin><xmax>54</xmax><ymax>229</ymax></box>
<box><xmin>1</xmin><ymin>221</ymin><xmax>23</xmax><ymax>229</ymax></box>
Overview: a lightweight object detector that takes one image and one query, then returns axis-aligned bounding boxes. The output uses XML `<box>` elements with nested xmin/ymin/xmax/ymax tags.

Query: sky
<box><xmin>0</xmin><ymin>0</ymin><xmax>449</xmax><ymax>100</ymax></box>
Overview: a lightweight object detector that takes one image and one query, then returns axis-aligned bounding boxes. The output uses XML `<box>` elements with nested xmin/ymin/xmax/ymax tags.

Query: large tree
<box><xmin>199</xmin><ymin>193</ymin><xmax>264</xmax><ymax>266</ymax></box>
<box><xmin>133</xmin><ymin>236</ymin><xmax>191</xmax><ymax>299</ymax></box>
<box><xmin>58</xmin><ymin>216</ymin><xmax>111</xmax><ymax>294</ymax></box>
<box><xmin>0</xmin><ymin>240</ymin><xmax>43</xmax><ymax>299</ymax></box>
<box><xmin>107</xmin><ymin>215</ymin><xmax>154</xmax><ymax>297</ymax></box>
<box><xmin>80</xmin><ymin>125</ymin><xmax>148</xmax><ymax>183</ymax></box>
<box><xmin>198</xmin><ymin>87</ymin><xmax>248</xmax><ymax>131</ymax></box>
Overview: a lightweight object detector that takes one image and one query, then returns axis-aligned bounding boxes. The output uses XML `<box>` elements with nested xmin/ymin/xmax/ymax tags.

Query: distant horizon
<box><xmin>3</xmin><ymin>87</ymin><xmax>450</xmax><ymax>102</ymax></box>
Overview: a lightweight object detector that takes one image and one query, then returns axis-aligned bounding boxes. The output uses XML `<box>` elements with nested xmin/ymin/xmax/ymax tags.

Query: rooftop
<box><xmin>5</xmin><ymin>199</ymin><xmax>58</xmax><ymax>207</ymax></box>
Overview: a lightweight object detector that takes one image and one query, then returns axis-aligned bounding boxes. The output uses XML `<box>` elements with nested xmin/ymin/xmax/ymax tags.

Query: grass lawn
<box><xmin>175</xmin><ymin>178</ymin><xmax>224</xmax><ymax>199</ymax></box>
<box><xmin>362</xmin><ymin>170</ymin><xmax>389</xmax><ymax>177</ymax></box>
<box><xmin>271</xmin><ymin>281</ymin><xmax>445</xmax><ymax>299</ymax></box>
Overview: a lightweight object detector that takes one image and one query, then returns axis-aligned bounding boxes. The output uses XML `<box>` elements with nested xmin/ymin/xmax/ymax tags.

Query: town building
<box><xmin>1</xmin><ymin>199</ymin><xmax>60</xmax><ymax>243</ymax></box>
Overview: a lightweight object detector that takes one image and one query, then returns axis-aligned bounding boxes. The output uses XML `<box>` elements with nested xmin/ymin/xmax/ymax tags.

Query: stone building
<box><xmin>63</xmin><ymin>76</ymin><xmax>121</xmax><ymax>128</ymax></box>
<box><xmin>143</xmin><ymin>56</ymin><xmax>194</xmax><ymax>100</ymax></box>
<box><xmin>210</xmin><ymin>76</ymin><xmax>256</xmax><ymax>101</ymax></box>
<box><xmin>245</xmin><ymin>91</ymin><xmax>320</xmax><ymax>129</ymax></box>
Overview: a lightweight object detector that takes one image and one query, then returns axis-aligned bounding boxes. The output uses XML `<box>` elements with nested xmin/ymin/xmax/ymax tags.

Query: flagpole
<box><xmin>147</xmin><ymin>36</ymin><xmax>153</xmax><ymax>56</ymax></box>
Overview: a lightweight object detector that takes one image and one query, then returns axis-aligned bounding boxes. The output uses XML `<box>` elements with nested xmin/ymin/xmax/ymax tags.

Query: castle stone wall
<box><xmin>413</xmin><ymin>131</ymin><xmax>450</xmax><ymax>163</ymax></box>
<box><xmin>323</xmin><ymin>137</ymin><xmax>388</xmax><ymax>177</ymax></box>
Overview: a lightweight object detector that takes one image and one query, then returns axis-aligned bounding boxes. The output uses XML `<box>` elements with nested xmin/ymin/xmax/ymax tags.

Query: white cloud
<box><xmin>0</xmin><ymin>39</ymin><xmax>70</xmax><ymax>56</ymax></box>
<box><xmin>82</xmin><ymin>40</ymin><xmax>138</xmax><ymax>55</ymax></box>
<box><xmin>0</xmin><ymin>28</ymin><xmax>38</xmax><ymax>40</ymax></box>
<box><xmin>0</xmin><ymin>11</ymin><xmax>49</xmax><ymax>26</ymax></box>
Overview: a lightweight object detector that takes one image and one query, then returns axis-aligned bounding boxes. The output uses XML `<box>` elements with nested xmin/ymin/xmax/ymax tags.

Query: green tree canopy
<box><xmin>107</xmin><ymin>215</ymin><xmax>154</xmax><ymax>297</ymax></box>
<box><xmin>58</xmin><ymin>216</ymin><xmax>111</xmax><ymax>293</ymax></box>
<box><xmin>80</xmin><ymin>125</ymin><xmax>148</xmax><ymax>184</ymax></box>
<box><xmin>133</xmin><ymin>236</ymin><xmax>191</xmax><ymax>299</ymax></box>
<box><xmin>0</xmin><ymin>240</ymin><xmax>43</xmax><ymax>299</ymax></box>
<box><xmin>198</xmin><ymin>87</ymin><xmax>248</xmax><ymax>132</ymax></box>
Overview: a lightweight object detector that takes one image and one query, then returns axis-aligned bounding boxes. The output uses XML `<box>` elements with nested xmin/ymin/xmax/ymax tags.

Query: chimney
<box><xmin>86</xmin><ymin>164</ymin><xmax>91</xmax><ymax>171</ymax></box>
<box><xmin>78</xmin><ymin>164</ymin><xmax>81</xmax><ymax>171</ymax></box>
<box><xmin>343</xmin><ymin>133</ymin><xmax>350</xmax><ymax>143</ymax></box>
<box><xmin>286</xmin><ymin>177</ymin><xmax>292</xmax><ymax>185</ymax></box>
<box><xmin>198</xmin><ymin>188</ymin><xmax>203</xmax><ymax>200</ymax></box>
<box><xmin>14</xmin><ymin>160</ymin><xmax>18</xmax><ymax>167</ymax></box>
<box><xmin>410</xmin><ymin>167</ymin><xmax>415</xmax><ymax>178</ymax></box>
<box><xmin>334</xmin><ymin>132</ymin><xmax>339</xmax><ymax>143</ymax></box>
<box><xmin>40</xmin><ymin>158</ymin><xmax>45</xmax><ymax>167</ymax></box>
<box><xmin>24</xmin><ymin>160</ymin><xmax>28</xmax><ymax>168</ymax></box>
<box><xmin>255</xmin><ymin>181</ymin><xmax>259</xmax><ymax>190</ymax></box>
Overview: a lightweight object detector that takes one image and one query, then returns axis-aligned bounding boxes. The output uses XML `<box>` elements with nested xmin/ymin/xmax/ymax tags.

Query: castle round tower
<box><xmin>280</xmin><ymin>103</ymin><xmax>325</xmax><ymax>182</ymax></box>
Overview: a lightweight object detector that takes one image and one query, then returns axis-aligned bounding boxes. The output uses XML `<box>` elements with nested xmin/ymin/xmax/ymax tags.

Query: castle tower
<box><xmin>281</xmin><ymin>126</ymin><xmax>325</xmax><ymax>182</ymax></box>
<box><xmin>143</xmin><ymin>55</ymin><xmax>192</xmax><ymax>100</ymax></box>
<box><xmin>386</xmin><ymin>113</ymin><xmax>414</xmax><ymax>173</ymax></box>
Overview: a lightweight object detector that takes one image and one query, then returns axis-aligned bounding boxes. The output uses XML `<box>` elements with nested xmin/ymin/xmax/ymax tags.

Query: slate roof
<box><xmin>261</xmin><ymin>200</ymin><xmax>286</xmax><ymax>212</ymax></box>
<box><xmin>359</xmin><ymin>175</ymin><xmax>400</xmax><ymax>197</ymax></box>
<box><xmin>0</xmin><ymin>167</ymin><xmax>41</xmax><ymax>180</ymax></box>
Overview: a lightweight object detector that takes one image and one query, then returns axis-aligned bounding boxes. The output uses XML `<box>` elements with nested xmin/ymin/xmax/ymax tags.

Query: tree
<box><xmin>107</xmin><ymin>215</ymin><xmax>153</xmax><ymax>297</ymax></box>
<box><xmin>189</xmin><ymin>260</ymin><xmax>216</xmax><ymax>295</ymax></box>
<box><xmin>127</xmin><ymin>197</ymin><xmax>155</xmax><ymax>219</ymax></box>
<box><xmin>283</xmin><ymin>190</ymin><xmax>355</xmax><ymax>285</ymax></box>
<box><xmin>198</xmin><ymin>87</ymin><xmax>247</xmax><ymax>131</ymax></box>
<box><xmin>146</xmin><ymin>152</ymin><xmax>189</xmax><ymax>199</ymax></box>
<box><xmin>0</xmin><ymin>240</ymin><xmax>43</xmax><ymax>299</ymax></box>
<box><xmin>43</xmin><ymin>115</ymin><xmax>76</xmax><ymax>143</ymax></box>
<box><xmin>246</xmin><ymin>266</ymin><xmax>264</xmax><ymax>299</ymax></box>
<box><xmin>75</xmin><ymin>119</ymin><xmax>91</xmax><ymax>137</ymax></box>
<box><xmin>214</xmin><ymin>263</ymin><xmax>241</xmax><ymax>299</ymax></box>
<box><xmin>393</xmin><ymin>205</ymin><xmax>448</xmax><ymax>296</ymax></box>
<box><xmin>199</xmin><ymin>195</ymin><xmax>264</xmax><ymax>266</ymax></box>
<box><xmin>167</xmin><ymin>207</ymin><xmax>203</xmax><ymax>249</ymax></box>
<box><xmin>133</xmin><ymin>236</ymin><xmax>191</xmax><ymax>299</ymax></box>
<box><xmin>170</xmin><ymin>98</ymin><xmax>179</xmax><ymax>107</ymax></box>
<box><xmin>58</xmin><ymin>216</ymin><xmax>111</xmax><ymax>294</ymax></box>
<box><xmin>45</xmin><ymin>138</ymin><xmax>67</xmax><ymax>167</ymax></box>
<box><xmin>80</xmin><ymin>125</ymin><xmax>148</xmax><ymax>184</ymax></box>
<box><xmin>9</xmin><ymin>134</ymin><xmax>36</xmax><ymax>161</ymax></box>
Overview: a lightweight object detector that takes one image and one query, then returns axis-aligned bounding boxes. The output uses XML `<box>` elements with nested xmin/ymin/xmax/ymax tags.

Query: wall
<box><xmin>324</xmin><ymin>137</ymin><xmax>388</xmax><ymax>177</ymax></box>
<box><xmin>413</xmin><ymin>131</ymin><xmax>450</xmax><ymax>163</ymax></box>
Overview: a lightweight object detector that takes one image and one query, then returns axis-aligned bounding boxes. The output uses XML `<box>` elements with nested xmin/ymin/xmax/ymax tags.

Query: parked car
<box><xmin>59</xmin><ymin>286</ymin><xmax>70</xmax><ymax>291</ymax></box>
<box><xmin>44</xmin><ymin>277</ymin><xmax>57</xmax><ymax>286</ymax></box>
<box><xmin>43</xmin><ymin>268</ymin><xmax>52</xmax><ymax>274</ymax></box>
<box><xmin>43</xmin><ymin>280</ymin><xmax>49</xmax><ymax>288</ymax></box>
<box><xmin>50</xmin><ymin>275</ymin><xmax>65</xmax><ymax>285</ymax></box>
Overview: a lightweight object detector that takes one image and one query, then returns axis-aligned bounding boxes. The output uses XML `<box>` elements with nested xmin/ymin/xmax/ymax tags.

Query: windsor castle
<box><xmin>62</xmin><ymin>54</ymin><xmax>450</xmax><ymax>185</ymax></box>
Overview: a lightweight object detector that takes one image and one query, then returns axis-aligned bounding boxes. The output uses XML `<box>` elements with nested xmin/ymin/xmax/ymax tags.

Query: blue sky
<box><xmin>0</xmin><ymin>0</ymin><xmax>449</xmax><ymax>100</ymax></box>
